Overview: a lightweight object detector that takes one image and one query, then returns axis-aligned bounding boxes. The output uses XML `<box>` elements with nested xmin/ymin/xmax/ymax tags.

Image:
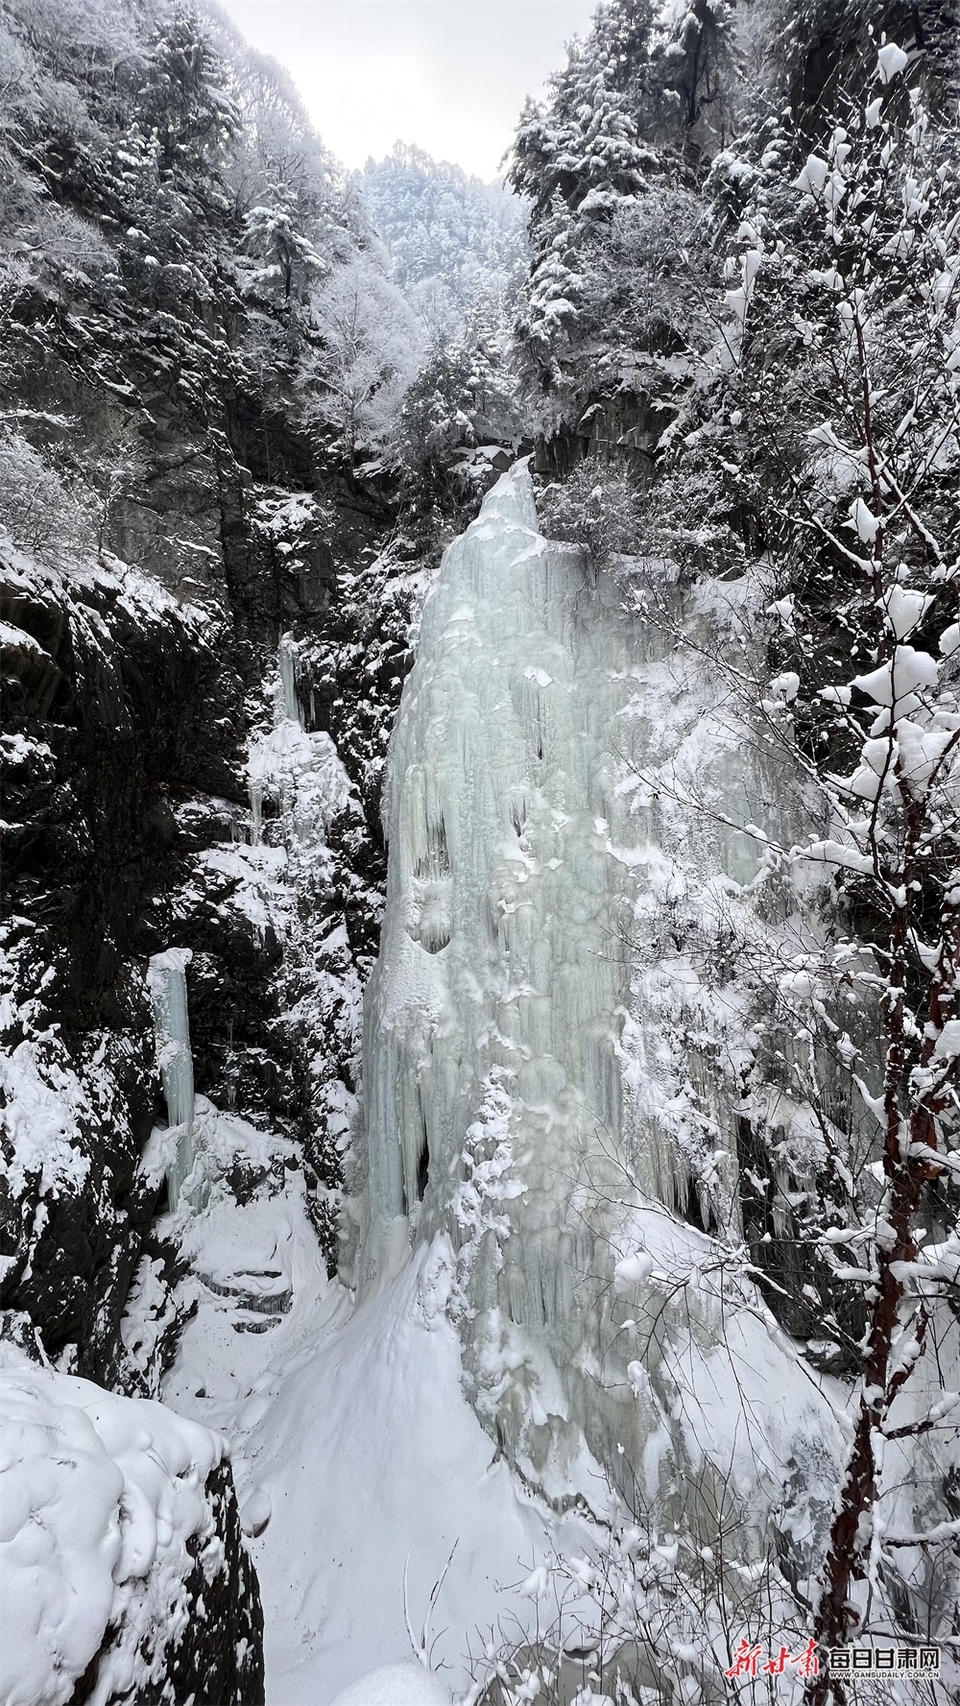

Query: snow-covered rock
<box><xmin>0</xmin><ymin>1346</ymin><xmax>264</xmax><ymax>1706</ymax></box>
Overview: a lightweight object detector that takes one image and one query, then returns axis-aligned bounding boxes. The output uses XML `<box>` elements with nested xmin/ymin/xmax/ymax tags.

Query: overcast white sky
<box><xmin>217</xmin><ymin>0</ymin><xmax>599</xmax><ymax>179</ymax></box>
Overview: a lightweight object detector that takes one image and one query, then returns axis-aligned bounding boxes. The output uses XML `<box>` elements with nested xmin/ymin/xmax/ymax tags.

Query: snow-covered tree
<box><xmin>655</xmin><ymin>41</ymin><xmax>960</xmax><ymax>1681</ymax></box>
<box><xmin>509</xmin><ymin>0</ymin><xmax>727</xmax><ymax>449</ymax></box>
<box><xmin>301</xmin><ymin>254</ymin><xmax>424</xmax><ymax>469</ymax></box>
<box><xmin>511</xmin><ymin>8</ymin><xmax>661</xmax><ymax>220</ymax></box>
<box><xmin>221</xmin><ymin>37</ymin><xmax>361</xmax><ymax>277</ymax></box>
<box><xmin>538</xmin><ymin>451</ymin><xmax>644</xmax><ymax>570</ymax></box>
<box><xmin>139</xmin><ymin>4</ymin><xmax>239</xmax><ymax>175</ymax></box>
<box><xmin>357</xmin><ymin>141</ymin><xmax>527</xmax><ymax>493</ymax></box>
<box><xmin>358</xmin><ymin>142</ymin><xmax>526</xmax><ymax>313</ymax></box>
<box><xmin>240</xmin><ymin>198</ymin><xmax>326</xmax><ymax>304</ymax></box>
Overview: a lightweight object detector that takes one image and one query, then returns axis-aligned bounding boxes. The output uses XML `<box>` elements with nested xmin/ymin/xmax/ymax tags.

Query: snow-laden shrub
<box><xmin>0</xmin><ymin>430</ymin><xmax>96</xmax><ymax>562</ymax></box>
<box><xmin>537</xmin><ymin>455</ymin><xmax>643</xmax><ymax>571</ymax></box>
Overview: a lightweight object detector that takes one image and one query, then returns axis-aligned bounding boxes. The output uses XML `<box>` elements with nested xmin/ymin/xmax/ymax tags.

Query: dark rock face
<box><xmin>67</xmin><ymin>1459</ymin><xmax>265</xmax><ymax>1706</ymax></box>
<box><xmin>0</xmin><ymin>542</ymin><xmax>249</xmax><ymax>1381</ymax></box>
<box><xmin>0</xmin><ymin>7</ymin><xmax>418</xmax><ymax>1690</ymax></box>
<box><xmin>0</xmin><ymin>542</ymin><xmax>285</xmax><ymax>1701</ymax></box>
<box><xmin>0</xmin><ymin>430</ymin><xmax>417</xmax><ymax>1344</ymax></box>
<box><xmin>0</xmin><ymin>439</ymin><xmax>412</xmax><ymax>1360</ymax></box>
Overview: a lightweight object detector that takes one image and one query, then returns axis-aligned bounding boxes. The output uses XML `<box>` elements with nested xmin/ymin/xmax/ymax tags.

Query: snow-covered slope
<box><xmin>153</xmin><ymin>1109</ymin><xmax>591</xmax><ymax>1704</ymax></box>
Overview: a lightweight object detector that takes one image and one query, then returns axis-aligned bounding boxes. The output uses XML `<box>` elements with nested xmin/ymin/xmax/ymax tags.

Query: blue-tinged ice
<box><xmin>349</xmin><ymin>461</ymin><xmax>839</xmax><ymax>1574</ymax></box>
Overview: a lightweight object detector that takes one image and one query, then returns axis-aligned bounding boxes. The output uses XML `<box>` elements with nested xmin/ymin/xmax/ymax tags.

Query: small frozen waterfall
<box><xmin>351</xmin><ymin>463</ymin><xmax>838</xmax><ymax>1570</ymax></box>
<box><xmin>247</xmin><ymin>632</ymin><xmax>356</xmax><ymax>853</ymax></box>
<box><xmin>249</xmin><ymin>634</ymin><xmax>303</xmax><ymax>845</ymax></box>
<box><xmin>278</xmin><ymin>631</ymin><xmax>301</xmax><ymax>728</ymax></box>
<box><xmin>146</xmin><ymin>948</ymin><xmax>197</xmax><ymax>1209</ymax></box>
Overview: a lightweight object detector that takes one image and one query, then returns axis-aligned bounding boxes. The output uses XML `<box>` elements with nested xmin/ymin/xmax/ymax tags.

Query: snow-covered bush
<box><xmin>537</xmin><ymin>455</ymin><xmax>643</xmax><ymax>571</ymax></box>
<box><xmin>0</xmin><ymin>431</ymin><xmax>96</xmax><ymax>562</ymax></box>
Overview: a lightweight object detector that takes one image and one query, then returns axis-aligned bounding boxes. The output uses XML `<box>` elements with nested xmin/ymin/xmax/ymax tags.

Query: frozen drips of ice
<box><xmin>352</xmin><ymin>461</ymin><xmax>838</xmax><ymax>1571</ymax></box>
<box><xmin>248</xmin><ymin>633</ymin><xmax>303</xmax><ymax>845</ymax></box>
<box><xmin>146</xmin><ymin>948</ymin><xmax>197</xmax><ymax>1209</ymax></box>
<box><xmin>354</xmin><ymin>461</ymin><xmax>790</xmax><ymax>1274</ymax></box>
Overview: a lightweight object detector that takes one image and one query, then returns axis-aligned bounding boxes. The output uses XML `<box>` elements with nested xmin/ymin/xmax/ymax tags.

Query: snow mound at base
<box><xmin>240</xmin><ymin>1238</ymin><xmax>594</xmax><ymax>1705</ymax></box>
<box><xmin>328</xmin><ymin>1662</ymin><xmax>455</xmax><ymax>1706</ymax></box>
<box><xmin>0</xmin><ymin>1346</ymin><xmax>225</xmax><ymax>1706</ymax></box>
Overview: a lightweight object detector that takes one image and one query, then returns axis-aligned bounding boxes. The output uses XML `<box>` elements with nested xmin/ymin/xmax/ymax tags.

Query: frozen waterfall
<box><xmin>249</xmin><ymin>634</ymin><xmax>304</xmax><ymax>844</ymax></box>
<box><xmin>147</xmin><ymin>948</ymin><xmax>197</xmax><ymax>1209</ymax></box>
<box><xmin>247</xmin><ymin>633</ymin><xmax>357</xmax><ymax>853</ymax></box>
<box><xmin>351</xmin><ymin>462</ymin><xmax>839</xmax><ymax>1571</ymax></box>
<box><xmin>278</xmin><ymin>631</ymin><xmax>302</xmax><ymax>728</ymax></box>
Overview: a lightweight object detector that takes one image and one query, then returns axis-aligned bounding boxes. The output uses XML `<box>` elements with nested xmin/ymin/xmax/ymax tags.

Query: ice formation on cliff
<box><xmin>350</xmin><ymin>462</ymin><xmax>840</xmax><ymax>1574</ymax></box>
<box><xmin>247</xmin><ymin>635</ymin><xmax>355</xmax><ymax>852</ymax></box>
<box><xmin>146</xmin><ymin>948</ymin><xmax>197</xmax><ymax>1209</ymax></box>
<box><xmin>279</xmin><ymin>630</ymin><xmax>302</xmax><ymax>728</ymax></box>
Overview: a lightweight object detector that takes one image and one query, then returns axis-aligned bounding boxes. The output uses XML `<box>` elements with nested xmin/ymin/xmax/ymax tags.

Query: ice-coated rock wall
<box><xmin>351</xmin><ymin>463</ymin><xmax>838</xmax><ymax>1569</ymax></box>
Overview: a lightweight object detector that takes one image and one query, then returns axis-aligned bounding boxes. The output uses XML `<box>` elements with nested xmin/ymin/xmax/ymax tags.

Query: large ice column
<box><xmin>147</xmin><ymin>948</ymin><xmax>197</xmax><ymax>1209</ymax></box>
<box><xmin>356</xmin><ymin>462</ymin><xmax>790</xmax><ymax>1281</ymax></box>
<box><xmin>355</xmin><ymin>465</ymin><xmax>641</xmax><ymax>1278</ymax></box>
<box><xmin>353</xmin><ymin>461</ymin><xmax>837</xmax><ymax>1563</ymax></box>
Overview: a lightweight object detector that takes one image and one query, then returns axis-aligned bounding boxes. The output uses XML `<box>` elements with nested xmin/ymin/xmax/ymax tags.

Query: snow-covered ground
<box><xmin>156</xmin><ymin>1114</ymin><xmax>591</xmax><ymax>1705</ymax></box>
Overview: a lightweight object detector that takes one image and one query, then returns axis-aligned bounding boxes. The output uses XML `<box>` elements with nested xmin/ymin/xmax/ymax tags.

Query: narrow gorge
<box><xmin>2</xmin><ymin>2</ymin><xmax>959</xmax><ymax>1704</ymax></box>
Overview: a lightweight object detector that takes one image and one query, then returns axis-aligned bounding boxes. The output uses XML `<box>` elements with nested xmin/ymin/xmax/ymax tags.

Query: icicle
<box><xmin>146</xmin><ymin>948</ymin><xmax>197</xmax><ymax>1210</ymax></box>
<box><xmin>279</xmin><ymin>632</ymin><xmax>301</xmax><ymax>727</ymax></box>
<box><xmin>248</xmin><ymin>776</ymin><xmax>263</xmax><ymax>846</ymax></box>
